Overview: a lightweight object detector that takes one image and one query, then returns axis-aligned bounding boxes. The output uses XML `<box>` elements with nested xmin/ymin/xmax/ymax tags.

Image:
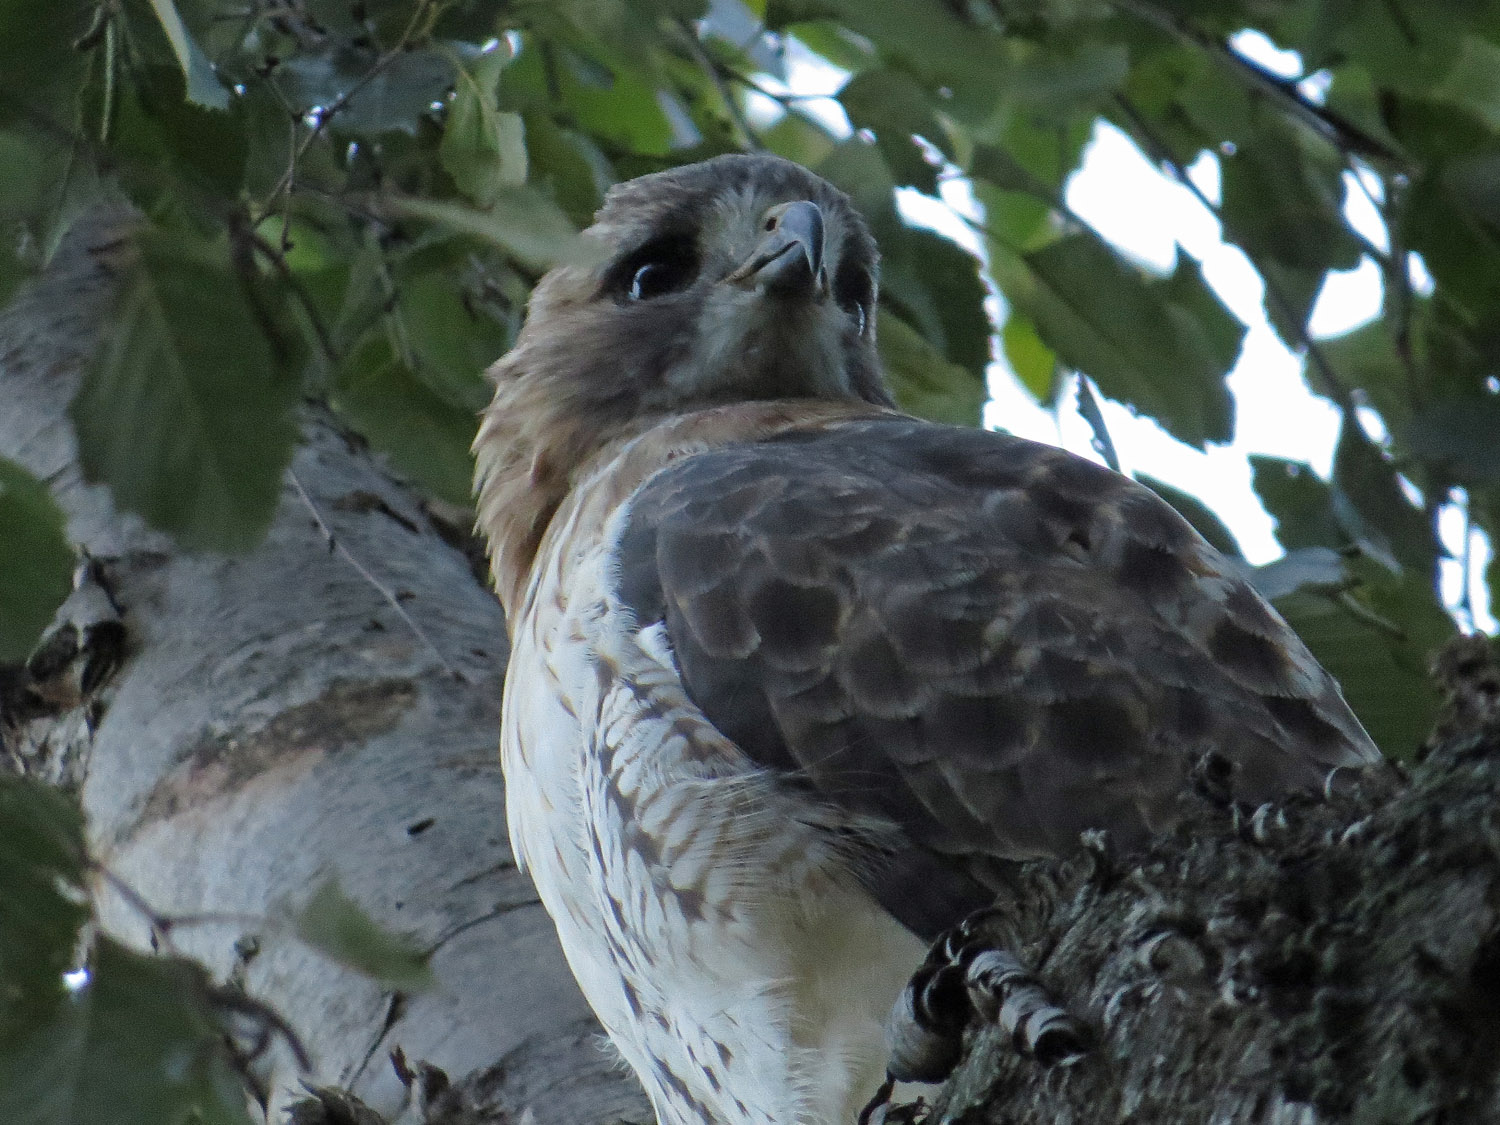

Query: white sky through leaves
<box><xmin>761</xmin><ymin>29</ymin><xmax>1496</xmax><ymax>631</ymax></box>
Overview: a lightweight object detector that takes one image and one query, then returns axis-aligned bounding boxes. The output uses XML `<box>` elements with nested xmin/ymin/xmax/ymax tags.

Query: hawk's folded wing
<box><xmin>612</xmin><ymin>416</ymin><xmax>1380</xmax><ymax>938</ymax></box>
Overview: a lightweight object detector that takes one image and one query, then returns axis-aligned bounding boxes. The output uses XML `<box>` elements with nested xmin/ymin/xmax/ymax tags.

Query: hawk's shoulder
<box><xmin>608</xmin><ymin>415</ymin><xmax>1380</xmax><ymax>936</ymax></box>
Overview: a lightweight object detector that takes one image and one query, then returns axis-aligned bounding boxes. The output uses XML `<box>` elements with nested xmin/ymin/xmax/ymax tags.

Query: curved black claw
<box><xmin>884</xmin><ymin>915</ymin><xmax>1091</xmax><ymax>1085</ymax></box>
<box><xmin>856</xmin><ymin>1073</ymin><xmax>929</xmax><ymax>1125</ymax></box>
<box><xmin>856</xmin><ymin>1074</ymin><xmax>895</xmax><ymax>1125</ymax></box>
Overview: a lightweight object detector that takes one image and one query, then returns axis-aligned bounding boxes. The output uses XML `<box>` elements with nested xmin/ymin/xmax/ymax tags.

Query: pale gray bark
<box><xmin>0</xmin><ymin>215</ymin><xmax>650</xmax><ymax>1125</ymax></box>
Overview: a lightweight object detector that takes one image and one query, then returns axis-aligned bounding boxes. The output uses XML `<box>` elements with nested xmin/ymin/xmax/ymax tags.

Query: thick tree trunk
<box><xmin>0</xmin><ymin>216</ymin><xmax>651</xmax><ymax>1125</ymax></box>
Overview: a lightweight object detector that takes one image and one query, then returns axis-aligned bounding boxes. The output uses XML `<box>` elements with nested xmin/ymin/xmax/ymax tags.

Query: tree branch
<box><xmin>919</xmin><ymin>636</ymin><xmax>1500</xmax><ymax>1123</ymax></box>
<box><xmin>1106</xmin><ymin>0</ymin><xmax>1408</xmax><ymax>168</ymax></box>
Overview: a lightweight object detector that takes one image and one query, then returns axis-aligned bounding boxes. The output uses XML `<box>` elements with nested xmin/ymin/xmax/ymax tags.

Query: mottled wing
<box><xmin>612</xmin><ymin>417</ymin><xmax>1380</xmax><ymax>938</ymax></box>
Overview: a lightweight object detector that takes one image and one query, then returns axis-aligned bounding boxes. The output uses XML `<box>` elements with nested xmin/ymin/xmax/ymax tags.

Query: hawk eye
<box><xmin>613</xmin><ymin>234</ymin><xmax>698</xmax><ymax>302</ymax></box>
<box><xmin>834</xmin><ymin>261</ymin><xmax>873</xmax><ymax>337</ymax></box>
<box><xmin>840</xmin><ymin>299</ymin><xmax>867</xmax><ymax>336</ymax></box>
<box><xmin>630</xmin><ymin>262</ymin><xmax>683</xmax><ymax>300</ymax></box>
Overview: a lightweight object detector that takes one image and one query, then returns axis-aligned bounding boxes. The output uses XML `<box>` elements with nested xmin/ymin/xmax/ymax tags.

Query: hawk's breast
<box><xmin>501</xmin><ymin>428</ymin><xmax>926</xmax><ymax>1125</ymax></box>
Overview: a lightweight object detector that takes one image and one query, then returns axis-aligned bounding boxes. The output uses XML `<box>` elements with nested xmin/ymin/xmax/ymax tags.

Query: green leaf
<box><xmin>762</xmin><ymin>109</ymin><xmax>838</xmax><ymax>168</ymax></box>
<box><xmin>1272</xmin><ymin>563</ymin><xmax>1453</xmax><ymax>760</ymax></box>
<box><xmin>839</xmin><ymin>69</ymin><xmax>946</xmax><ymax>192</ymax></box>
<box><xmin>1219</xmin><ymin>115</ymin><xmax>1363</xmax><ymax>343</ymax></box>
<box><xmin>1001</xmin><ymin>37</ymin><xmax>1131</xmax><ymax>123</ymax></box>
<box><xmin>71</xmin><ymin>228</ymin><xmax>297</xmax><ymax>552</ymax></box>
<box><xmin>783</xmin><ymin>20</ymin><xmax>879</xmax><ymax>74</ymax></box>
<box><xmin>624</xmin><ymin>0</ymin><xmax>711</xmax><ymax>21</ymax></box>
<box><xmin>0</xmin><ymin>776</ymin><xmax>89</xmax><ymax>1031</ymax></box>
<box><xmin>877</xmin><ymin>308</ymin><xmax>985</xmax><ymax>427</ymax></box>
<box><xmin>0</xmin><ymin>461</ymin><xmax>73</xmax><ymax>663</ymax></box>
<box><xmin>1004</xmin><ymin>233</ymin><xmax>1241</xmax><ymax>448</ymax></box>
<box><xmin>901</xmin><ymin>228</ymin><xmax>992</xmax><ymax>378</ymax></box>
<box><xmin>1251</xmin><ymin>455</ymin><xmax>1351</xmax><ymax>556</ymax></box>
<box><xmin>110</xmin><ymin>67</ymin><xmax>248</xmax><ymax>223</ymax></box>
<box><xmin>1333</xmin><ymin>422</ymin><xmax>1442</xmax><ymax>582</ymax></box>
<box><xmin>1000</xmin><ymin>312</ymin><xmax>1057</xmax><ymax>401</ymax></box>
<box><xmin>0</xmin><ymin>1</ymin><xmax>93</xmax><ymax>125</ymax></box>
<box><xmin>789</xmin><ymin>0</ymin><xmax>1009</xmax><ymax>122</ymax></box>
<box><xmin>1252</xmin><ymin>453</ymin><xmax>1454</xmax><ymax>755</ymax></box>
<box><xmin>393</xmin><ymin>267</ymin><xmax>509</xmax><ymax>413</ymax></box>
<box><xmin>0</xmin><ymin>938</ymin><xmax>253</xmax><ymax>1125</ymax></box>
<box><xmin>331</xmin><ymin>333</ymin><xmax>478</xmax><ymax>506</ymax></box>
<box><xmin>441</xmin><ymin>44</ymin><xmax>527</xmax><ymax>207</ymax></box>
<box><xmin>1251</xmin><ymin>448</ymin><xmax>1410</xmax><ymax>578</ymax></box>
<box><xmin>499</xmin><ymin>35</ymin><xmax>679</xmax><ymax>157</ymax></box>
<box><xmin>969</xmin><ymin>120</ymin><xmax>1094</xmax><ymax>253</ymax></box>
<box><xmin>1444</xmin><ymin>148</ymin><xmax>1500</xmax><ymax>235</ymax></box>
<box><xmin>1426</xmin><ymin>34</ymin><xmax>1500</xmax><ymax>133</ymax></box>
<box><xmin>145</xmin><ymin>0</ymin><xmax>229</xmax><ymax>110</ymax></box>
<box><xmin>1402</xmin><ymin>395</ymin><xmax>1500</xmax><ymax>485</ymax></box>
<box><xmin>1220</xmin><ymin>116</ymin><xmax>1363</xmax><ymax>273</ymax></box>
<box><xmin>278</xmin><ymin>45</ymin><xmax>456</xmax><ymax>135</ymax></box>
<box><xmin>292</xmin><ymin>880</ymin><xmax>434</xmax><ymax>991</ymax></box>
<box><xmin>971</xmin><ymin>141</ymin><xmax>1055</xmax><ymax>198</ymax></box>
<box><xmin>1404</xmin><ymin>172</ymin><xmax>1500</xmax><ymax>327</ymax></box>
<box><xmin>0</xmin><ymin>131</ymin><xmax>101</xmax><ymax>306</ymax></box>
<box><xmin>1317</xmin><ymin>317</ymin><xmax>1409</xmax><ymax>430</ymax></box>
<box><xmin>522</xmin><ymin>111</ymin><xmax>612</xmax><ymax>227</ymax></box>
<box><xmin>879</xmin><ymin>224</ymin><xmax>990</xmax><ymax>380</ymax></box>
<box><xmin>387</xmin><ymin>191</ymin><xmax>587</xmax><ymax>270</ymax></box>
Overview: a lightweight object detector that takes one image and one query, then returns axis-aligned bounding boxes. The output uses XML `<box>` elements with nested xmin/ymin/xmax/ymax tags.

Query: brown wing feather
<box><xmin>611</xmin><ymin>416</ymin><xmax>1380</xmax><ymax>937</ymax></box>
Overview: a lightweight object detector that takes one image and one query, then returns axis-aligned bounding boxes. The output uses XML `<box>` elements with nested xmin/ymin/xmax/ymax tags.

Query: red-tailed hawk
<box><xmin>474</xmin><ymin>154</ymin><xmax>1379</xmax><ymax>1125</ymax></box>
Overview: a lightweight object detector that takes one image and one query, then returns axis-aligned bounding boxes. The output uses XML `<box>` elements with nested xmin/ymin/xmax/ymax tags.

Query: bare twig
<box><xmin>1374</xmin><ymin>168</ymin><xmax>1422</xmax><ymax>395</ymax></box>
<box><xmin>1335</xmin><ymin>589</ymin><xmax>1407</xmax><ymax>638</ymax></box>
<box><xmin>93</xmin><ymin>861</ymin><xmax>180</xmax><ymax>953</ymax></box>
<box><xmin>289</xmin><ymin>470</ymin><xmax>468</xmax><ymax>683</ymax></box>
<box><xmin>245</xmin><ymin>227</ymin><xmax>340</xmax><ymax>369</ymax></box>
<box><xmin>257</xmin><ymin>0</ymin><xmax>437</xmax><ymax>217</ymax></box>
<box><xmin>1106</xmin><ymin>0</ymin><xmax>1407</xmax><ymax>168</ymax></box>
<box><xmin>719</xmin><ymin>67</ymin><xmax>839</xmax><ymax>107</ymax></box>
<box><xmin>675</xmin><ymin>18</ymin><xmax>764</xmax><ymax>152</ymax></box>
<box><xmin>1457</xmin><ymin>496</ymin><xmax>1478</xmax><ymax>633</ymax></box>
<box><xmin>1075</xmin><ymin>376</ymin><xmax>1122</xmax><ymax>473</ymax></box>
<box><xmin>93</xmin><ymin>861</ymin><xmax>269</xmax><ymax>949</ymax></box>
<box><xmin>209</xmin><ymin>983</ymin><xmax>314</xmax><ymax>1071</ymax></box>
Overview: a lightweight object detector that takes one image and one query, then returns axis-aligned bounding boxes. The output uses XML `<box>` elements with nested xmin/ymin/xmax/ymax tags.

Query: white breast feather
<box><xmin>501</xmin><ymin>478</ymin><xmax>926</xmax><ymax>1125</ymax></box>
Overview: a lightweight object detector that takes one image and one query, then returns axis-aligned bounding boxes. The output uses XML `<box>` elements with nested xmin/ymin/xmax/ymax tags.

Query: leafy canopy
<box><xmin>3</xmin><ymin>2</ymin><xmax>1500</xmax><ymax>1118</ymax></box>
<box><xmin>2</xmin><ymin>0</ymin><xmax>1498</xmax><ymax>843</ymax></box>
<box><xmin>2</xmin><ymin>0</ymin><xmax>1495</xmax><ymax>749</ymax></box>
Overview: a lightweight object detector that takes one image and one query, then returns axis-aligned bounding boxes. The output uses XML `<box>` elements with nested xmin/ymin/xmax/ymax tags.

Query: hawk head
<box><xmin>477</xmin><ymin>154</ymin><xmax>890</xmax><ymax>608</ymax></box>
<box><xmin>492</xmin><ymin>154</ymin><xmax>887</xmax><ymax>427</ymax></box>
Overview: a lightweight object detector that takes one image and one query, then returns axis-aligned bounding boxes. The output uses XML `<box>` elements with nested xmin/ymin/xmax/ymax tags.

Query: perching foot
<box><xmin>884</xmin><ymin>911</ymin><xmax>1090</xmax><ymax>1086</ymax></box>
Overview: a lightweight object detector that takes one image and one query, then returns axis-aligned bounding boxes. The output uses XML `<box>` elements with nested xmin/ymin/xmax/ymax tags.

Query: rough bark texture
<box><xmin>0</xmin><ymin>215</ymin><xmax>651</xmax><ymax>1125</ymax></box>
<box><xmin>920</xmin><ymin>635</ymin><xmax>1500</xmax><ymax>1125</ymax></box>
<box><xmin>5</xmin><ymin>215</ymin><xmax>1499</xmax><ymax>1125</ymax></box>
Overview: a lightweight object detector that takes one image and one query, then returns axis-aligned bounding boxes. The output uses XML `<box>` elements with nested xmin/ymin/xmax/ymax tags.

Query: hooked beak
<box><xmin>727</xmin><ymin>200</ymin><xmax>827</xmax><ymax>298</ymax></box>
